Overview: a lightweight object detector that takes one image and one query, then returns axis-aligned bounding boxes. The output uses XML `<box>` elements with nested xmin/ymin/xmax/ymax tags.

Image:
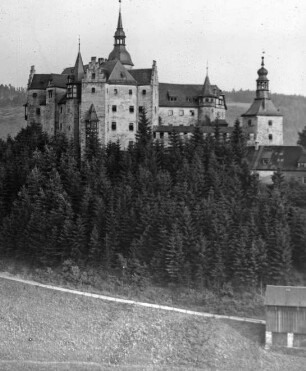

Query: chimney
<box><xmin>27</xmin><ymin>65</ymin><xmax>36</xmax><ymax>88</ymax></box>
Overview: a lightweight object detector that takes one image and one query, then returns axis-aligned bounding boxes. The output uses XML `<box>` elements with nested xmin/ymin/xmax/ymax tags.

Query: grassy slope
<box><xmin>1</xmin><ymin>278</ymin><xmax>306</xmax><ymax>370</ymax></box>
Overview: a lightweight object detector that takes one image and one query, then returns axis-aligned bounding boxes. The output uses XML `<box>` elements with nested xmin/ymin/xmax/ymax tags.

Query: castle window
<box><xmin>142</xmin><ymin>89</ymin><xmax>147</xmax><ymax>95</ymax></box>
<box><xmin>205</xmin><ymin>98</ymin><xmax>209</xmax><ymax>102</ymax></box>
<box><xmin>269</xmin><ymin>134</ymin><xmax>273</xmax><ymax>141</ymax></box>
<box><xmin>179</xmin><ymin>110</ymin><xmax>184</xmax><ymax>116</ymax></box>
<box><xmin>60</xmin><ymin>107</ymin><xmax>63</xmax><ymax>113</ymax></box>
<box><xmin>168</xmin><ymin>110</ymin><xmax>173</xmax><ymax>116</ymax></box>
<box><xmin>92</xmin><ymin>87</ymin><xmax>96</xmax><ymax>93</ymax></box>
<box><xmin>32</xmin><ymin>93</ymin><xmax>37</xmax><ymax>98</ymax></box>
<box><xmin>68</xmin><ymin>126</ymin><xmax>71</xmax><ymax>131</ymax></box>
<box><xmin>129</xmin><ymin>89</ymin><xmax>132</xmax><ymax>95</ymax></box>
<box><xmin>248</xmin><ymin>120</ymin><xmax>252</xmax><ymax>127</ymax></box>
<box><xmin>155</xmin><ymin>106</ymin><xmax>157</xmax><ymax>114</ymax></box>
<box><xmin>160</xmin><ymin>132</ymin><xmax>164</xmax><ymax>139</ymax></box>
<box><xmin>67</xmin><ymin>86</ymin><xmax>73</xmax><ymax>98</ymax></box>
<box><xmin>129</xmin><ymin>106</ymin><xmax>134</xmax><ymax>113</ymax></box>
<box><xmin>112</xmin><ymin>105</ymin><xmax>117</xmax><ymax>112</ymax></box>
<box><xmin>48</xmin><ymin>90</ymin><xmax>53</xmax><ymax>98</ymax></box>
<box><xmin>60</xmin><ymin>123</ymin><xmax>62</xmax><ymax>131</ymax></box>
<box><xmin>129</xmin><ymin>123</ymin><xmax>134</xmax><ymax>131</ymax></box>
<box><xmin>85</xmin><ymin>121</ymin><xmax>98</xmax><ymax>147</ymax></box>
<box><xmin>190</xmin><ymin>110</ymin><xmax>195</xmax><ymax>116</ymax></box>
<box><xmin>92</xmin><ymin>73</ymin><xmax>96</xmax><ymax>80</ymax></box>
<box><xmin>268</xmin><ymin>120</ymin><xmax>273</xmax><ymax>126</ymax></box>
<box><xmin>114</xmin><ymin>89</ymin><xmax>118</xmax><ymax>95</ymax></box>
<box><xmin>139</xmin><ymin>106</ymin><xmax>144</xmax><ymax>113</ymax></box>
<box><xmin>153</xmin><ymin>132</ymin><xmax>156</xmax><ymax>139</ymax></box>
<box><xmin>111</xmin><ymin>122</ymin><xmax>116</xmax><ymax>131</ymax></box>
<box><xmin>36</xmin><ymin>108</ymin><xmax>40</xmax><ymax>115</ymax></box>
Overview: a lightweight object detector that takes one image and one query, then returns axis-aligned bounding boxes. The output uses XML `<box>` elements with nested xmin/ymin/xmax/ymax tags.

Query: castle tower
<box><xmin>198</xmin><ymin>67</ymin><xmax>226</xmax><ymax>125</ymax></box>
<box><xmin>108</xmin><ymin>0</ymin><xmax>134</xmax><ymax>70</ymax></box>
<box><xmin>241</xmin><ymin>56</ymin><xmax>283</xmax><ymax>146</ymax></box>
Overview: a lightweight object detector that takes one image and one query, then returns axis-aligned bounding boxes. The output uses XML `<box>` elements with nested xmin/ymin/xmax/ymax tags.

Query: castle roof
<box><xmin>202</xmin><ymin>75</ymin><xmax>214</xmax><ymax>97</ymax></box>
<box><xmin>29</xmin><ymin>74</ymin><xmax>69</xmax><ymax>90</ymax></box>
<box><xmin>241</xmin><ymin>98</ymin><xmax>282</xmax><ymax>117</ymax></box>
<box><xmin>159</xmin><ymin>83</ymin><xmax>223</xmax><ymax>107</ymax></box>
<box><xmin>107</xmin><ymin>60</ymin><xmax>137</xmax><ymax>85</ymax></box>
<box><xmin>74</xmin><ymin>51</ymin><xmax>85</xmax><ymax>82</ymax></box>
<box><xmin>129</xmin><ymin>69</ymin><xmax>153</xmax><ymax>85</ymax></box>
<box><xmin>247</xmin><ymin>146</ymin><xmax>306</xmax><ymax>171</ymax></box>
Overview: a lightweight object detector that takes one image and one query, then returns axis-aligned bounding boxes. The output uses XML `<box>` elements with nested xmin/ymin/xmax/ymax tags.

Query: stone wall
<box><xmin>159</xmin><ymin>107</ymin><xmax>198</xmax><ymax>126</ymax></box>
<box><xmin>242</xmin><ymin>116</ymin><xmax>283</xmax><ymax>146</ymax></box>
<box><xmin>26</xmin><ymin>89</ymin><xmax>46</xmax><ymax>126</ymax></box>
<box><xmin>107</xmin><ymin>83</ymin><xmax>137</xmax><ymax>148</ymax></box>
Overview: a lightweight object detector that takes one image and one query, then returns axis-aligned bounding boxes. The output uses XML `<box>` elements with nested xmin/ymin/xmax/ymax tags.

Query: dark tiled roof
<box><xmin>62</xmin><ymin>67</ymin><xmax>75</xmax><ymax>75</ymax></box>
<box><xmin>247</xmin><ymin>145</ymin><xmax>306</xmax><ymax>171</ymax></box>
<box><xmin>153</xmin><ymin>125</ymin><xmax>233</xmax><ymax>133</ymax></box>
<box><xmin>202</xmin><ymin>75</ymin><xmax>214</xmax><ymax>97</ymax></box>
<box><xmin>242</xmin><ymin>98</ymin><xmax>282</xmax><ymax>117</ymax></box>
<box><xmin>29</xmin><ymin>74</ymin><xmax>69</xmax><ymax>90</ymax></box>
<box><xmin>129</xmin><ymin>69</ymin><xmax>152</xmax><ymax>85</ymax></box>
<box><xmin>107</xmin><ymin>60</ymin><xmax>137</xmax><ymax>85</ymax></box>
<box><xmin>159</xmin><ymin>83</ymin><xmax>223</xmax><ymax>107</ymax></box>
<box><xmin>265</xmin><ymin>285</ymin><xmax>306</xmax><ymax>307</ymax></box>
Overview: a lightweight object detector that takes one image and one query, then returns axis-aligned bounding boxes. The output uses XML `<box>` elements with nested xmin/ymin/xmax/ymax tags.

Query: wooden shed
<box><xmin>265</xmin><ymin>285</ymin><xmax>306</xmax><ymax>348</ymax></box>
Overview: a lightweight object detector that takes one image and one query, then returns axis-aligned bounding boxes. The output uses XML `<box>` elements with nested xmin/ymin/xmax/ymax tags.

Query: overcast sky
<box><xmin>0</xmin><ymin>0</ymin><xmax>305</xmax><ymax>95</ymax></box>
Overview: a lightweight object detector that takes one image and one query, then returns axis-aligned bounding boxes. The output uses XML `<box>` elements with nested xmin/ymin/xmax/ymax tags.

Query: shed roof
<box><xmin>265</xmin><ymin>285</ymin><xmax>306</xmax><ymax>307</ymax></box>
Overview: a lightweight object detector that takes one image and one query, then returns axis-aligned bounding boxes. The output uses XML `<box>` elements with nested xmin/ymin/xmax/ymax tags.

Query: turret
<box><xmin>256</xmin><ymin>56</ymin><xmax>270</xmax><ymax>99</ymax></box>
<box><xmin>108</xmin><ymin>0</ymin><xmax>134</xmax><ymax>69</ymax></box>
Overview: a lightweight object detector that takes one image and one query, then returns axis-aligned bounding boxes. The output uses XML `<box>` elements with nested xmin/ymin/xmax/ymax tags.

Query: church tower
<box><xmin>241</xmin><ymin>56</ymin><xmax>283</xmax><ymax>146</ymax></box>
<box><xmin>108</xmin><ymin>1</ymin><xmax>134</xmax><ymax>70</ymax></box>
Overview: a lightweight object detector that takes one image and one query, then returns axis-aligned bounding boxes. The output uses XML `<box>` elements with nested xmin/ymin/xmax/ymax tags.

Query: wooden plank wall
<box><xmin>266</xmin><ymin>306</ymin><xmax>306</xmax><ymax>333</ymax></box>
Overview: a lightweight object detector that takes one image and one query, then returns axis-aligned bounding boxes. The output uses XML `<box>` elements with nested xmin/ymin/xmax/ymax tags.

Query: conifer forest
<box><xmin>0</xmin><ymin>113</ymin><xmax>306</xmax><ymax>290</ymax></box>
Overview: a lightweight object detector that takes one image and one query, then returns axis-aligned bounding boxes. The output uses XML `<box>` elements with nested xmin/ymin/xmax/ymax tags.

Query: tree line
<box><xmin>0</xmin><ymin>115</ymin><xmax>305</xmax><ymax>289</ymax></box>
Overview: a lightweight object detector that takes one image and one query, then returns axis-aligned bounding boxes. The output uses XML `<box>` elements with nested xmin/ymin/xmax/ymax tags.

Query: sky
<box><xmin>0</xmin><ymin>0</ymin><xmax>305</xmax><ymax>96</ymax></box>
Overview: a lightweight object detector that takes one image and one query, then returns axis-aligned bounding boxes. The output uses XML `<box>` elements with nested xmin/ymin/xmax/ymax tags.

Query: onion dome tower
<box><xmin>241</xmin><ymin>56</ymin><xmax>283</xmax><ymax>146</ymax></box>
<box><xmin>108</xmin><ymin>0</ymin><xmax>134</xmax><ymax>69</ymax></box>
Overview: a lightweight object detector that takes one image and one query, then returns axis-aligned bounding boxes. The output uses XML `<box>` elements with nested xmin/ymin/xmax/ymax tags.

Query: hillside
<box><xmin>0</xmin><ymin>106</ymin><xmax>26</xmax><ymax>139</ymax></box>
<box><xmin>225</xmin><ymin>90</ymin><xmax>306</xmax><ymax>145</ymax></box>
<box><xmin>1</xmin><ymin>276</ymin><xmax>306</xmax><ymax>370</ymax></box>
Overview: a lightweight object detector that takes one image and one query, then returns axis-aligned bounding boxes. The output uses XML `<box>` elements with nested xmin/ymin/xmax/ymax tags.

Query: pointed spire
<box><xmin>74</xmin><ymin>40</ymin><xmax>85</xmax><ymax>82</ymax></box>
<box><xmin>108</xmin><ymin>0</ymin><xmax>134</xmax><ymax>68</ymax></box>
<box><xmin>117</xmin><ymin>0</ymin><xmax>123</xmax><ymax>30</ymax></box>
<box><xmin>202</xmin><ymin>73</ymin><xmax>213</xmax><ymax>97</ymax></box>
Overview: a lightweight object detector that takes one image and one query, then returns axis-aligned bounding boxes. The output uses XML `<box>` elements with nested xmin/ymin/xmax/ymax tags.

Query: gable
<box><xmin>107</xmin><ymin>61</ymin><xmax>137</xmax><ymax>85</ymax></box>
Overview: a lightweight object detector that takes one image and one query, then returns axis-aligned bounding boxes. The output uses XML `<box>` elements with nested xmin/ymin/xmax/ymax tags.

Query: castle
<box><xmin>25</xmin><ymin>1</ymin><xmax>296</xmax><ymax>159</ymax></box>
